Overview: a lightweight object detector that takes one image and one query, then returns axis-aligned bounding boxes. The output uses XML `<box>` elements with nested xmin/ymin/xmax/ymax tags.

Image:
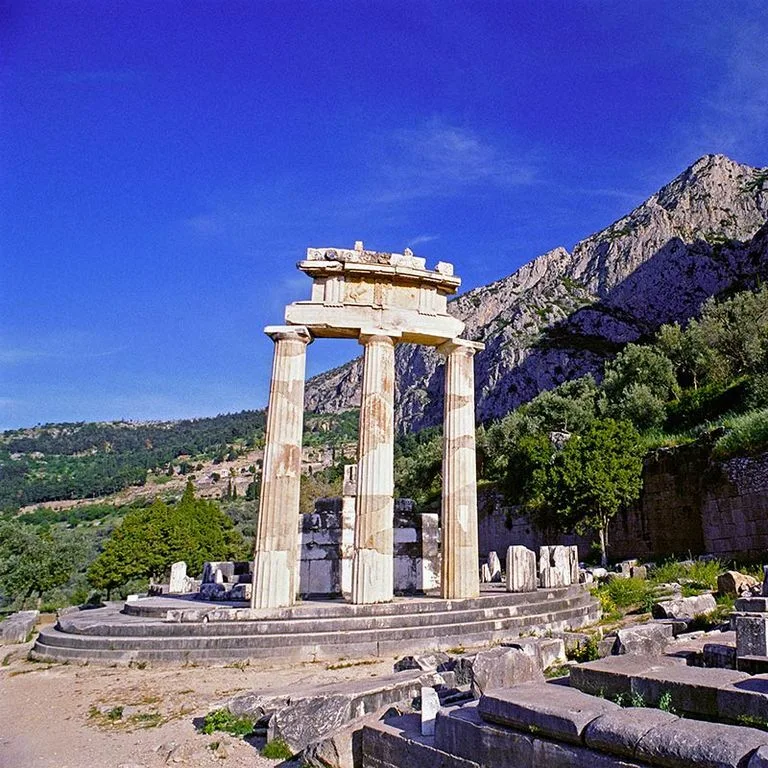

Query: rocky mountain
<box><xmin>305</xmin><ymin>155</ymin><xmax>768</xmax><ymax>431</ymax></box>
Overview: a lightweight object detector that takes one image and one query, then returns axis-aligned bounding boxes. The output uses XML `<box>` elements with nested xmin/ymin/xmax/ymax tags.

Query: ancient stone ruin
<box><xmin>252</xmin><ymin>242</ymin><xmax>484</xmax><ymax>608</ymax></box>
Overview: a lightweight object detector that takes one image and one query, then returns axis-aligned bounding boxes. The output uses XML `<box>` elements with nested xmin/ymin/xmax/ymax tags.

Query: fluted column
<box><xmin>438</xmin><ymin>338</ymin><xmax>484</xmax><ymax>599</ymax></box>
<box><xmin>351</xmin><ymin>330</ymin><xmax>399</xmax><ymax>604</ymax></box>
<box><xmin>251</xmin><ymin>325</ymin><xmax>312</xmax><ymax>609</ymax></box>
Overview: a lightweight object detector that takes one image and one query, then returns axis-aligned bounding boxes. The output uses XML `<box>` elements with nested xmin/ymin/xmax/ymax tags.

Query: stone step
<box><xmin>32</xmin><ymin>601</ymin><xmax>600</xmax><ymax>665</ymax></box>
<box><xmin>59</xmin><ymin>591</ymin><xmax>596</xmax><ymax>638</ymax></box>
<box><xmin>32</xmin><ymin>609</ymin><xmax>600</xmax><ymax>665</ymax></box>
<box><xmin>123</xmin><ymin>584</ymin><xmax>587</xmax><ymax>619</ymax></box>
<box><xmin>37</xmin><ymin>601</ymin><xmax>599</xmax><ymax>652</ymax></box>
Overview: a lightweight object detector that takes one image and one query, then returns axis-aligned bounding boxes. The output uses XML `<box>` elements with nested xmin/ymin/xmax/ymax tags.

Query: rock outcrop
<box><xmin>305</xmin><ymin>155</ymin><xmax>768</xmax><ymax>430</ymax></box>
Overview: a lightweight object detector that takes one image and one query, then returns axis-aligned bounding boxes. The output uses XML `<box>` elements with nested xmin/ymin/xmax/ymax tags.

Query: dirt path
<box><xmin>0</xmin><ymin>637</ymin><xmax>395</xmax><ymax>768</ymax></box>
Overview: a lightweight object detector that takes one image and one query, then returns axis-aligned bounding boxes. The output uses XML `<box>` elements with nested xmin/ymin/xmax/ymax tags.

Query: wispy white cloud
<box><xmin>371</xmin><ymin>119</ymin><xmax>537</xmax><ymax>204</ymax></box>
<box><xmin>407</xmin><ymin>234</ymin><xmax>440</xmax><ymax>248</ymax></box>
<box><xmin>0</xmin><ymin>331</ymin><xmax>125</xmax><ymax>365</ymax></box>
<box><xmin>688</xmin><ymin>21</ymin><xmax>768</xmax><ymax>159</ymax></box>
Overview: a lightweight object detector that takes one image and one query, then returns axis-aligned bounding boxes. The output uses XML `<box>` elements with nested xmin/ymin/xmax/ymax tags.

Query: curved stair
<box><xmin>31</xmin><ymin>584</ymin><xmax>600</xmax><ymax>665</ymax></box>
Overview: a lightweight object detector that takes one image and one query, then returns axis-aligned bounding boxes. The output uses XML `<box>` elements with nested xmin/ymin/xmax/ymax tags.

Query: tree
<box><xmin>602</xmin><ymin>344</ymin><xmax>679</xmax><ymax>429</ymax></box>
<box><xmin>539</xmin><ymin>419</ymin><xmax>644</xmax><ymax>567</ymax></box>
<box><xmin>0</xmin><ymin>521</ymin><xmax>85</xmax><ymax>608</ymax></box>
<box><xmin>87</xmin><ymin>481</ymin><xmax>247</xmax><ymax>597</ymax></box>
<box><xmin>525</xmin><ymin>375</ymin><xmax>598</xmax><ymax>433</ymax></box>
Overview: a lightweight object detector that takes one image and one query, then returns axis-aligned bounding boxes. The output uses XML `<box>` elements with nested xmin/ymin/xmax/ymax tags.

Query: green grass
<box><xmin>652</xmin><ymin>558</ymin><xmax>723</xmax><ymax>591</ymax></box>
<box><xmin>261</xmin><ymin>739</ymin><xmax>293</xmax><ymax>760</ymax></box>
<box><xmin>201</xmin><ymin>708</ymin><xmax>255</xmax><ymax>738</ymax></box>
<box><xmin>567</xmin><ymin>636</ymin><xmax>601</xmax><ymax>663</ymax></box>
<box><xmin>713</xmin><ymin>409</ymin><xmax>768</xmax><ymax>459</ymax></box>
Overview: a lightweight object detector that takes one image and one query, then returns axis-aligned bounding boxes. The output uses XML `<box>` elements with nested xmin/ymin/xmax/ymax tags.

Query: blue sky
<box><xmin>2</xmin><ymin>1</ymin><xmax>767</xmax><ymax>430</ymax></box>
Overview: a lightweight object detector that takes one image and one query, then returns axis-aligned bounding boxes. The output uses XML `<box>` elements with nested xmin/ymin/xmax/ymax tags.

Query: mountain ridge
<box><xmin>303</xmin><ymin>154</ymin><xmax>768</xmax><ymax>430</ymax></box>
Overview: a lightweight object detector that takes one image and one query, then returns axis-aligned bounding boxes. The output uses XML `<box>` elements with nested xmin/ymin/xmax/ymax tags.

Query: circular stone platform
<box><xmin>32</xmin><ymin>584</ymin><xmax>600</xmax><ymax>665</ymax></box>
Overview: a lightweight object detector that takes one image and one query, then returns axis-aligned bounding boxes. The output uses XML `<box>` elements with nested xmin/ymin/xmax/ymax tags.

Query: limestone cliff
<box><xmin>304</xmin><ymin>155</ymin><xmax>768</xmax><ymax>430</ymax></box>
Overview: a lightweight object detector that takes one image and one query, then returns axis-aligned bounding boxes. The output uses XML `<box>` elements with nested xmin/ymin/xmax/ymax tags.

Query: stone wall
<box><xmin>479</xmin><ymin>443</ymin><xmax>768</xmax><ymax>563</ymax></box>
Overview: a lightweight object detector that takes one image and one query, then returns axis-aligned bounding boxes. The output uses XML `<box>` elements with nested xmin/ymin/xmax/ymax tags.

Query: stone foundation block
<box><xmin>569</xmin><ymin>655</ymin><xmax>686</xmax><ymax>699</ymax></box>
<box><xmin>651</xmin><ymin>593</ymin><xmax>717</xmax><ymax>620</ymax></box>
<box><xmin>737</xmin><ymin>616</ymin><xmax>768</xmax><ymax>657</ymax></box>
<box><xmin>718</xmin><ymin>675</ymin><xmax>768</xmax><ymax>723</ymax></box>
<box><xmin>584</xmin><ymin>707</ymin><xmax>678</xmax><ymax>758</ymax></box>
<box><xmin>434</xmin><ymin>704</ymin><xmax>535</xmax><ymax>768</ymax></box>
<box><xmin>502</xmin><ymin>637</ymin><xmax>566</xmax><ymax>670</ymax></box>
<box><xmin>631</xmin><ymin>665</ymin><xmax>749</xmax><ymax>718</ymax></box>
<box><xmin>1</xmin><ymin>610</ymin><xmax>39</xmax><ymax>644</ymax></box>
<box><xmin>614</xmin><ymin>623</ymin><xmax>673</xmax><ymax>656</ymax></box>
<box><xmin>362</xmin><ymin>714</ymin><xmax>480</xmax><ymax>768</ymax></box>
<box><xmin>477</xmin><ymin>682</ymin><xmax>620</xmax><ymax>744</ymax></box>
<box><xmin>634</xmin><ymin>717</ymin><xmax>768</xmax><ymax>768</ymax></box>
<box><xmin>470</xmin><ymin>647</ymin><xmax>544</xmax><ymax>697</ymax></box>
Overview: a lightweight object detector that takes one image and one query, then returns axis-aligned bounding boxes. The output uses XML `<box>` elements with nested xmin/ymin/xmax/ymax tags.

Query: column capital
<box><xmin>264</xmin><ymin>325</ymin><xmax>313</xmax><ymax>344</ymax></box>
<box><xmin>437</xmin><ymin>337</ymin><xmax>485</xmax><ymax>357</ymax></box>
<box><xmin>358</xmin><ymin>328</ymin><xmax>402</xmax><ymax>347</ymax></box>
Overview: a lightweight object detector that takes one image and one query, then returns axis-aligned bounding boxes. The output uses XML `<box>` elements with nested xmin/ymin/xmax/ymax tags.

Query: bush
<box><xmin>261</xmin><ymin>739</ymin><xmax>293</xmax><ymax>759</ymax></box>
<box><xmin>201</xmin><ymin>708</ymin><xmax>254</xmax><ymax>738</ymax></box>
<box><xmin>568</xmin><ymin>635</ymin><xmax>600</xmax><ymax>662</ymax></box>
<box><xmin>651</xmin><ymin>558</ymin><xmax>723</xmax><ymax>591</ymax></box>
<box><xmin>606</xmin><ymin>577</ymin><xmax>654</xmax><ymax>608</ymax></box>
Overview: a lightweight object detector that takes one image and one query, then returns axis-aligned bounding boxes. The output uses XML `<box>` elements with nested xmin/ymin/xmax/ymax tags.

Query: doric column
<box><xmin>438</xmin><ymin>338</ymin><xmax>484</xmax><ymax>599</ymax></box>
<box><xmin>351</xmin><ymin>330</ymin><xmax>399</xmax><ymax>604</ymax></box>
<box><xmin>251</xmin><ymin>325</ymin><xmax>312</xmax><ymax>609</ymax></box>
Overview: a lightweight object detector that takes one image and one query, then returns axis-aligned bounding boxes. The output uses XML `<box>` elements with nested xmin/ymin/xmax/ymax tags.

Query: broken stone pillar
<box><xmin>487</xmin><ymin>551</ymin><xmax>502</xmax><ymax>582</ymax></box>
<box><xmin>439</xmin><ymin>338</ymin><xmax>483</xmax><ymax>600</ymax></box>
<box><xmin>420</xmin><ymin>513</ymin><xmax>440</xmax><ymax>591</ymax></box>
<box><xmin>340</xmin><ymin>464</ymin><xmax>357</xmax><ymax>600</ymax></box>
<box><xmin>352</xmin><ymin>332</ymin><xmax>397</xmax><ymax>604</ymax></box>
<box><xmin>168</xmin><ymin>561</ymin><xmax>187</xmax><ymax>594</ymax></box>
<box><xmin>569</xmin><ymin>545</ymin><xmax>579</xmax><ymax>585</ymax></box>
<box><xmin>421</xmin><ymin>686</ymin><xmax>440</xmax><ymax>736</ymax></box>
<box><xmin>736</xmin><ymin>615</ymin><xmax>768</xmax><ymax>657</ymax></box>
<box><xmin>251</xmin><ymin>325</ymin><xmax>312</xmax><ymax>610</ymax></box>
<box><xmin>506</xmin><ymin>545</ymin><xmax>537</xmax><ymax>592</ymax></box>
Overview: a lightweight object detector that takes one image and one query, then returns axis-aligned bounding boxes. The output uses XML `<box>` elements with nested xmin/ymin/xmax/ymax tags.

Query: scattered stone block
<box><xmin>487</xmin><ymin>551</ymin><xmax>502</xmax><ymax>583</ymax></box>
<box><xmin>478</xmin><ymin>682</ymin><xmax>619</xmax><ymax>744</ymax></box>
<box><xmin>1</xmin><ymin>610</ymin><xmax>39</xmax><ymax>644</ymax></box>
<box><xmin>303</xmin><ymin>708</ymin><xmax>386</xmax><ymax>768</ymax></box>
<box><xmin>502</xmin><ymin>637</ymin><xmax>566</xmax><ymax>670</ymax></box>
<box><xmin>619</xmin><ymin>560</ymin><xmax>638</xmax><ymax>577</ymax></box>
<box><xmin>590</xmin><ymin>567</ymin><xmax>608</xmax><ymax>580</ymax></box>
<box><xmin>420</xmin><ymin>686</ymin><xmax>440</xmax><ymax>736</ymax></box>
<box><xmin>505</xmin><ymin>546</ymin><xmax>537</xmax><ymax>593</ymax></box>
<box><xmin>737</xmin><ymin>616</ymin><xmax>768</xmax><ymax>657</ymax></box>
<box><xmin>569</xmin><ymin>655</ymin><xmax>687</xmax><ymax>699</ymax></box>
<box><xmin>199</xmin><ymin>582</ymin><xmax>226</xmax><ymax>600</ymax></box>
<box><xmin>394</xmin><ymin>652</ymin><xmax>450</xmax><ymax>673</ymax></box>
<box><xmin>580</xmin><ymin>571</ymin><xmax>595</xmax><ymax>585</ymax></box>
<box><xmin>266</xmin><ymin>671</ymin><xmax>442</xmax><ymax>752</ymax></box>
<box><xmin>630</xmin><ymin>565</ymin><xmax>648</xmax><ymax>580</ymax></box>
<box><xmin>634</xmin><ymin>717</ymin><xmax>768</xmax><ymax>768</ymax></box>
<box><xmin>470</xmin><ymin>647</ymin><xmax>543</xmax><ymax>697</ymax></box>
<box><xmin>718</xmin><ymin>675</ymin><xmax>768</xmax><ymax>723</ymax></box>
<box><xmin>651</xmin><ymin>592</ymin><xmax>717</xmax><ymax>620</ymax></box>
<box><xmin>434</xmin><ymin>703</ymin><xmax>536</xmax><ymax>768</ymax></box>
<box><xmin>736</xmin><ymin>597</ymin><xmax>768</xmax><ymax>613</ymax></box>
<box><xmin>227</xmin><ymin>583</ymin><xmax>251</xmax><ymax>601</ymax></box>
<box><xmin>480</xmin><ymin>563</ymin><xmax>492</xmax><ymax>583</ymax></box>
<box><xmin>704</xmin><ymin>643</ymin><xmax>737</xmax><ymax>669</ymax></box>
<box><xmin>363</xmin><ymin>713</ymin><xmax>480</xmax><ymax>768</ymax></box>
<box><xmin>749</xmin><ymin>745</ymin><xmax>768</xmax><ymax>767</ymax></box>
<box><xmin>632</xmin><ymin>665</ymin><xmax>749</xmax><ymax>718</ymax></box>
<box><xmin>719</xmin><ymin>571</ymin><xmax>759</xmax><ymax>597</ymax></box>
<box><xmin>614</xmin><ymin>623</ymin><xmax>674</xmax><ymax>656</ymax></box>
<box><xmin>584</xmin><ymin>707</ymin><xmax>678</xmax><ymax>759</ymax></box>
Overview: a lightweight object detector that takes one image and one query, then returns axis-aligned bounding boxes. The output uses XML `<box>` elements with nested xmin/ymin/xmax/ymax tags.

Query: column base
<box><xmin>251</xmin><ymin>550</ymin><xmax>294</xmax><ymax>609</ymax></box>
<box><xmin>351</xmin><ymin>549</ymin><xmax>393</xmax><ymax>604</ymax></box>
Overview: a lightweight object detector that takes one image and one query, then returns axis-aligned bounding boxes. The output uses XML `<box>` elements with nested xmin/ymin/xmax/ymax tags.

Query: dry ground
<box><xmin>0</xmin><ymin>628</ymin><xmax>395</xmax><ymax>768</ymax></box>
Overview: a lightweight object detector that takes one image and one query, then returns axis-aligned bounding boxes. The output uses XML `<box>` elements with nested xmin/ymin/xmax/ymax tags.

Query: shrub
<box><xmin>567</xmin><ymin>635</ymin><xmax>600</xmax><ymax>663</ymax></box>
<box><xmin>261</xmin><ymin>739</ymin><xmax>293</xmax><ymax>759</ymax></box>
<box><xmin>201</xmin><ymin>708</ymin><xmax>254</xmax><ymax>738</ymax></box>
<box><xmin>606</xmin><ymin>577</ymin><xmax>654</xmax><ymax>609</ymax></box>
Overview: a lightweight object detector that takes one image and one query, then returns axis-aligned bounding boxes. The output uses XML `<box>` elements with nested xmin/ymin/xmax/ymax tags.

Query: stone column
<box><xmin>351</xmin><ymin>331</ymin><xmax>398</xmax><ymax>604</ymax></box>
<box><xmin>438</xmin><ymin>338</ymin><xmax>483</xmax><ymax>599</ymax></box>
<box><xmin>251</xmin><ymin>325</ymin><xmax>312</xmax><ymax>610</ymax></box>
